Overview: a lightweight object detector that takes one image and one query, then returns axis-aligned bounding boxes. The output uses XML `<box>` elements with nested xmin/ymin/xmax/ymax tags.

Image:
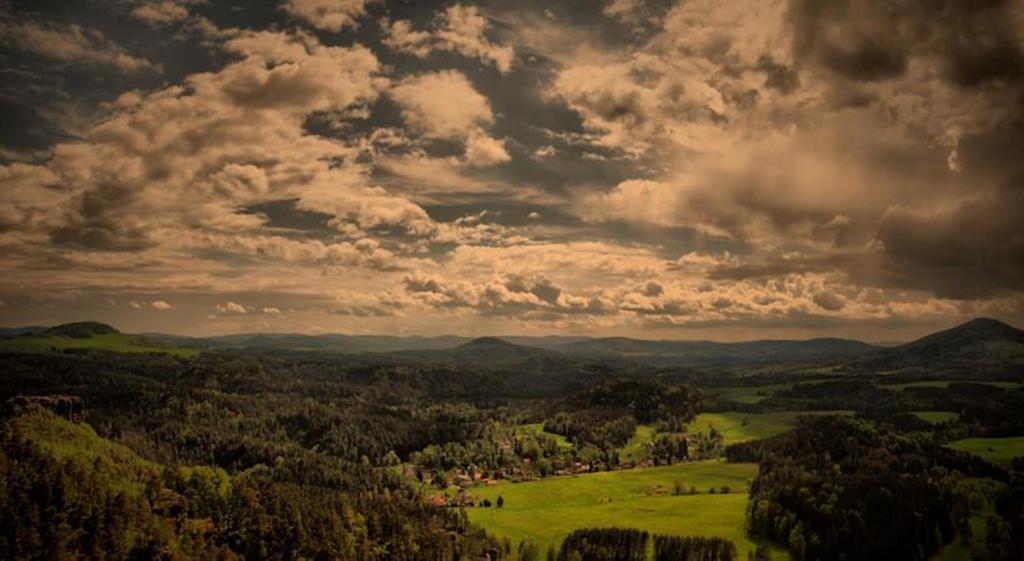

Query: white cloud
<box><xmin>382</xmin><ymin>4</ymin><xmax>514</xmax><ymax>72</ymax></box>
<box><xmin>217</xmin><ymin>301</ymin><xmax>249</xmax><ymax>314</ymax></box>
<box><xmin>132</xmin><ymin>2</ymin><xmax>189</xmax><ymax>26</ymax></box>
<box><xmin>282</xmin><ymin>0</ymin><xmax>375</xmax><ymax>32</ymax></box>
<box><xmin>390</xmin><ymin>70</ymin><xmax>493</xmax><ymax>140</ymax></box>
<box><xmin>389</xmin><ymin>70</ymin><xmax>509</xmax><ymax>167</ymax></box>
<box><xmin>128</xmin><ymin>300</ymin><xmax>173</xmax><ymax>310</ymax></box>
<box><xmin>465</xmin><ymin>133</ymin><xmax>511</xmax><ymax>167</ymax></box>
<box><xmin>533</xmin><ymin>145</ymin><xmax>556</xmax><ymax>158</ymax></box>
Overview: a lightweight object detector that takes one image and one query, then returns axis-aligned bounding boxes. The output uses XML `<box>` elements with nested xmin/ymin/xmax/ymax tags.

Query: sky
<box><xmin>1</xmin><ymin>0</ymin><xmax>1023</xmax><ymax>340</ymax></box>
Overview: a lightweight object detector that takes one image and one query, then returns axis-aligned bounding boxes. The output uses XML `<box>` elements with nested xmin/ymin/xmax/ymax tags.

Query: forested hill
<box><xmin>0</xmin><ymin>403</ymin><xmax>496</xmax><ymax>560</ymax></box>
<box><xmin>554</xmin><ymin>336</ymin><xmax>879</xmax><ymax>367</ymax></box>
<box><xmin>856</xmin><ymin>318</ymin><xmax>1024</xmax><ymax>373</ymax></box>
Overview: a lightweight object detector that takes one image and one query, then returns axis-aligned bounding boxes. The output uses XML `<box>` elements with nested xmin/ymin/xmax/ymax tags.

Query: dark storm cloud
<box><xmin>788</xmin><ymin>0</ymin><xmax>909</xmax><ymax>81</ymax></box>
<box><xmin>876</xmin><ymin>173</ymin><xmax>1024</xmax><ymax>299</ymax></box>
<box><xmin>789</xmin><ymin>0</ymin><xmax>1024</xmax><ymax>86</ymax></box>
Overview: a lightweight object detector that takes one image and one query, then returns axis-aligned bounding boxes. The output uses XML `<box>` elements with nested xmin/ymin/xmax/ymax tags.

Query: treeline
<box><xmin>652</xmin><ymin>535</ymin><xmax>736</xmax><ymax>561</ymax></box>
<box><xmin>554</xmin><ymin>528</ymin><xmax>736</xmax><ymax>561</ymax></box>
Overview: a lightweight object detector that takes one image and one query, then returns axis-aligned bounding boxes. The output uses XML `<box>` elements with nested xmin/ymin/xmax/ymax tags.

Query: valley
<box><xmin>2</xmin><ymin>317</ymin><xmax>1024</xmax><ymax>560</ymax></box>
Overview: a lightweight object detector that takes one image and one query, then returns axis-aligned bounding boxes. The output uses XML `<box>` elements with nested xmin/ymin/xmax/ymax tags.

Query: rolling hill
<box><xmin>0</xmin><ymin>322</ymin><xmax>197</xmax><ymax>357</ymax></box>
<box><xmin>555</xmin><ymin>336</ymin><xmax>879</xmax><ymax>367</ymax></box>
<box><xmin>862</xmin><ymin>318</ymin><xmax>1024</xmax><ymax>373</ymax></box>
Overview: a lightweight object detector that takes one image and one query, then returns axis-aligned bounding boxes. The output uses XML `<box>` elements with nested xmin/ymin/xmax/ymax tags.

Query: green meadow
<box><xmin>880</xmin><ymin>380</ymin><xmax>1021</xmax><ymax>391</ymax></box>
<box><xmin>708</xmin><ymin>385</ymin><xmax>789</xmax><ymax>404</ymax></box>
<box><xmin>0</xmin><ymin>333</ymin><xmax>198</xmax><ymax>357</ymax></box>
<box><xmin>617</xmin><ymin>424</ymin><xmax>656</xmax><ymax>462</ymax></box>
<box><xmin>687</xmin><ymin>411</ymin><xmax>854</xmax><ymax>445</ymax></box>
<box><xmin>711</xmin><ymin>380</ymin><xmax>1021</xmax><ymax>406</ymax></box>
<box><xmin>516</xmin><ymin>423</ymin><xmax>573</xmax><ymax>449</ymax></box>
<box><xmin>912</xmin><ymin>411</ymin><xmax>960</xmax><ymax>424</ymax></box>
<box><xmin>946</xmin><ymin>436</ymin><xmax>1024</xmax><ymax>466</ymax></box>
<box><xmin>457</xmin><ymin>460</ymin><xmax>789</xmax><ymax>559</ymax></box>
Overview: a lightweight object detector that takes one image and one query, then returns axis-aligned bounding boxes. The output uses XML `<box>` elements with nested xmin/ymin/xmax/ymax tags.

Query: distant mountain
<box><xmin>44</xmin><ymin>321</ymin><xmax>119</xmax><ymax>338</ymax></box>
<box><xmin>10</xmin><ymin>318</ymin><xmax>1024</xmax><ymax>373</ymax></box>
<box><xmin>880</xmin><ymin>318</ymin><xmax>1024</xmax><ymax>366</ymax></box>
<box><xmin>0</xmin><ymin>326</ymin><xmax>47</xmax><ymax>338</ymax></box>
<box><xmin>145</xmin><ymin>332</ymin><xmax>590</xmax><ymax>354</ymax></box>
<box><xmin>386</xmin><ymin>337</ymin><xmax>638</xmax><ymax>398</ymax></box>
<box><xmin>556</xmin><ymin>337</ymin><xmax>879</xmax><ymax>367</ymax></box>
<box><xmin>397</xmin><ymin>336</ymin><xmax>565</xmax><ymax>366</ymax></box>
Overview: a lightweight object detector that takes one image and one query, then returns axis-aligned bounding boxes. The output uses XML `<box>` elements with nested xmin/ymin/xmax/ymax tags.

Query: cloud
<box><xmin>380</xmin><ymin>19</ymin><xmax>432</xmax><ymax>57</ymax></box>
<box><xmin>217</xmin><ymin>301</ymin><xmax>249</xmax><ymax>314</ymax></box>
<box><xmin>464</xmin><ymin>132</ymin><xmax>511</xmax><ymax>167</ymax></box>
<box><xmin>0</xmin><ymin>11</ymin><xmax>155</xmax><ymax>72</ymax></box>
<box><xmin>0</xmin><ymin>163</ymin><xmax>63</xmax><ymax>234</ymax></box>
<box><xmin>389</xmin><ymin>70</ymin><xmax>509</xmax><ymax>167</ymax></box>
<box><xmin>390</xmin><ymin>70</ymin><xmax>493</xmax><ymax>140</ymax></box>
<box><xmin>402</xmin><ymin>271</ymin><xmax>608</xmax><ymax>318</ymax></box>
<box><xmin>789</xmin><ymin>0</ymin><xmax>1024</xmax><ymax>87</ymax></box>
<box><xmin>129</xmin><ymin>299</ymin><xmax>173</xmax><ymax>310</ymax></box>
<box><xmin>132</xmin><ymin>2</ymin><xmax>190</xmax><ymax>26</ymax></box>
<box><xmin>26</xmin><ymin>28</ymin><xmax>395</xmax><ymax>251</ymax></box>
<box><xmin>282</xmin><ymin>0</ymin><xmax>375</xmax><ymax>32</ymax></box>
<box><xmin>533</xmin><ymin>145</ymin><xmax>556</xmax><ymax>158</ymax></box>
<box><xmin>547</xmin><ymin>0</ymin><xmax>1024</xmax><ymax>306</ymax></box>
<box><xmin>382</xmin><ymin>4</ymin><xmax>515</xmax><ymax>72</ymax></box>
<box><xmin>603</xmin><ymin>0</ymin><xmax>643</xmax><ymax>21</ymax></box>
<box><xmin>874</xmin><ymin>178</ymin><xmax>1024</xmax><ymax>299</ymax></box>
<box><xmin>3</xmin><ymin>0</ymin><xmax>1024</xmax><ymax>336</ymax></box>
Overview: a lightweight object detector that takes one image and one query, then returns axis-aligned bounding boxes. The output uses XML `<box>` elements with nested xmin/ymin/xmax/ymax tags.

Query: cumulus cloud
<box><xmin>464</xmin><ymin>132</ymin><xmax>511</xmax><ymax>167</ymax></box>
<box><xmin>25</xmin><ymin>28</ymin><xmax>397</xmax><ymax>252</ymax></box>
<box><xmin>382</xmin><ymin>4</ymin><xmax>515</xmax><ymax>72</ymax></box>
<box><xmin>390</xmin><ymin>70</ymin><xmax>493</xmax><ymax>139</ymax></box>
<box><xmin>282</xmin><ymin>0</ymin><xmax>375</xmax><ymax>32</ymax></box>
<box><xmin>553</xmin><ymin>0</ymin><xmax>1024</xmax><ymax>307</ymax></box>
<box><xmin>389</xmin><ymin>70</ymin><xmax>509</xmax><ymax>167</ymax></box>
<box><xmin>217</xmin><ymin>301</ymin><xmax>249</xmax><ymax>314</ymax></box>
<box><xmin>403</xmin><ymin>271</ymin><xmax>608</xmax><ymax>318</ymax></box>
<box><xmin>129</xmin><ymin>300</ymin><xmax>173</xmax><ymax>310</ymax></box>
<box><xmin>2</xmin><ymin>0</ymin><xmax>1023</xmax><ymax>336</ymax></box>
<box><xmin>132</xmin><ymin>2</ymin><xmax>189</xmax><ymax>26</ymax></box>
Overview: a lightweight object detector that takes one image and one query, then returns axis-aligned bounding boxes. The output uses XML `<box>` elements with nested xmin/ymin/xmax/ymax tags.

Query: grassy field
<box><xmin>912</xmin><ymin>411</ymin><xmax>960</xmax><ymax>424</ymax></box>
<box><xmin>516</xmin><ymin>423</ymin><xmax>573</xmax><ymax>449</ymax></box>
<box><xmin>708</xmin><ymin>385</ymin><xmax>788</xmax><ymax>404</ymax></box>
<box><xmin>0</xmin><ymin>333</ymin><xmax>198</xmax><ymax>357</ymax></box>
<box><xmin>711</xmin><ymin>380</ymin><xmax>1021</xmax><ymax>406</ymax></box>
<box><xmin>687</xmin><ymin>411</ymin><xmax>854</xmax><ymax>445</ymax></box>
<box><xmin>618</xmin><ymin>424</ymin><xmax>656</xmax><ymax>462</ymax></box>
<box><xmin>456</xmin><ymin>460</ymin><xmax>789</xmax><ymax>559</ymax></box>
<box><xmin>946</xmin><ymin>436</ymin><xmax>1024</xmax><ymax>466</ymax></box>
<box><xmin>880</xmin><ymin>380</ymin><xmax>1021</xmax><ymax>391</ymax></box>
